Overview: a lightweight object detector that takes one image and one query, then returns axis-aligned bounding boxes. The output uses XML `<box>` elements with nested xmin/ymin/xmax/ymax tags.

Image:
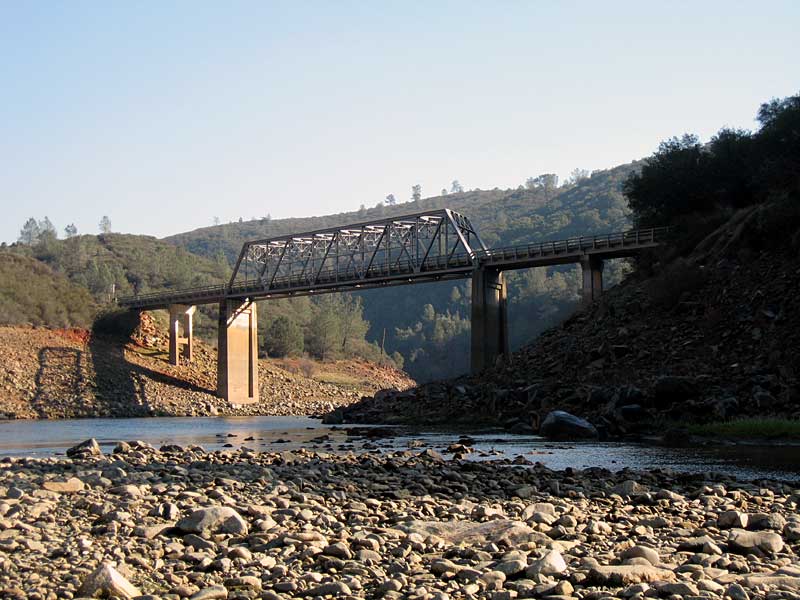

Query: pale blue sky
<box><xmin>1</xmin><ymin>1</ymin><xmax>798</xmax><ymax>243</ymax></box>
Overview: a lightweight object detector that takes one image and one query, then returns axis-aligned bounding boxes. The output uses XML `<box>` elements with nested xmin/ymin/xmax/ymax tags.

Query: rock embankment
<box><xmin>1</xmin><ymin>441</ymin><xmax>799</xmax><ymax>598</ymax></box>
<box><xmin>340</xmin><ymin>205</ymin><xmax>800</xmax><ymax>436</ymax></box>
<box><xmin>0</xmin><ymin>319</ymin><xmax>414</xmax><ymax>420</ymax></box>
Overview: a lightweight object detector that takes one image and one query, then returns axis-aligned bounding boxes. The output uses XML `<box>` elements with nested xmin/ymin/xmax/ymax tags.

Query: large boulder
<box><xmin>653</xmin><ymin>376</ymin><xmax>698</xmax><ymax>409</ymax></box>
<box><xmin>727</xmin><ymin>528</ymin><xmax>784</xmax><ymax>555</ymax></box>
<box><xmin>177</xmin><ymin>506</ymin><xmax>249</xmax><ymax>538</ymax></box>
<box><xmin>77</xmin><ymin>563</ymin><xmax>140</xmax><ymax>599</ymax></box>
<box><xmin>398</xmin><ymin>519</ymin><xmax>548</xmax><ymax>546</ymax></box>
<box><xmin>66</xmin><ymin>438</ymin><xmax>102</xmax><ymax>458</ymax></box>
<box><xmin>540</xmin><ymin>411</ymin><xmax>598</xmax><ymax>440</ymax></box>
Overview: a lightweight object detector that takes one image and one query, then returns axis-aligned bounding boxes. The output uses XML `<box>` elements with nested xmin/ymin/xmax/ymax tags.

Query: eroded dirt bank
<box><xmin>0</xmin><ymin>319</ymin><xmax>414</xmax><ymax>420</ymax></box>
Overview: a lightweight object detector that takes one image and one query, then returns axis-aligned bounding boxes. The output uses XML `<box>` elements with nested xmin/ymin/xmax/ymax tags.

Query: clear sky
<box><xmin>1</xmin><ymin>1</ymin><xmax>797</xmax><ymax>243</ymax></box>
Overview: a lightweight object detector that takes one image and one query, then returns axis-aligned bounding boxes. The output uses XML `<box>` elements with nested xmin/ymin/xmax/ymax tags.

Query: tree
<box><xmin>411</xmin><ymin>184</ymin><xmax>422</xmax><ymax>203</ymax></box>
<box><xmin>213</xmin><ymin>216</ymin><xmax>220</xmax><ymax>226</ymax></box>
<box><xmin>385</xmin><ymin>194</ymin><xmax>397</xmax><ymax>206</ymax></box>
<box><xmin>37</xmin><ymin>217</ymin><xmax>58</xmax><ymax>249</ymax></box>
<box><xmin>441</xmin><ymin>188</ymin><xmax>448</xmax><ymax>196</ymax></box>
<box><xmin>623</xmin><ymin>134</ymin><xmax>710</xmax><ymax>226</ymax></box>
<box><xmin>39</xmin><ymin>217</ymin><xmax>56</xmax><ymax>238</ymax></box>
<box><xmin>451</xmin><ymin>180</ymin><xmax>464</xmax><ymax>193</ymax></box>
<box><xmin>265</xmin><ymin>316</ymin><xmax>304</xmax><ymax>357</ymax></box>
<box><xmin>568</xmin><ymin>168</ymin><xmax>589</xmax><ymax>185</ymax></box>
<box><xmin>18</xmin><ymin>218</ymin><xmax>40</xmax><ymax>245</ymax></box>
<box><xmin>755</xmin><ymin>92</ymin><xmax>800</xmax><ymax>194</ymax></box>
<box><xmin>64</xmin><ymin>224</ymin><xmax>78</xmax><ymax>238</ymax></box>
<box><xmin>528</xmin><ymin>174</ymin><xmax>559</xmax><ymax>200</ymax></box>
<box><xmin>99</xmin><ymin>216</ymin><xmax>112</xmax><ymax>234</ymax></box>
<box><xmin>339</xmin><ymin>295</ymin><xmax>369</xmax><ymax>354</ymax></box>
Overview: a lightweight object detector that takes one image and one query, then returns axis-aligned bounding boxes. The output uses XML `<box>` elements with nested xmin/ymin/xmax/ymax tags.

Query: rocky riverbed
<box><xmin>1</xmin><ymin>441</ymin><xmax>799</xmax><ymax>599</ymax></box>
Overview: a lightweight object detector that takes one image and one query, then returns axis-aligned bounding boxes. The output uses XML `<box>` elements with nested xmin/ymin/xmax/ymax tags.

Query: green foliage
<box><xmin>22</xmin><ymin>233</ymin><xmax>227</xmax><ymax>303</ymax></box>
<box><xmin>687</xmin><ymin>418</ymin><xmax>800</xmax><ymax>440</ymax></box>
<box><xmin>646</xmin><ymin>259</ymin><xmax>709</xmax><ymax>309</ymax></box>
<box><xmin>265</xmin><ymin>315</ymin><xmax>304</xmax><ymax>357</ymax></box>
<box><xmin>305</xmin><ymin>294</ymin><xmax>372</xmax><ymax>361</ymax></box>
<box><xmin>0</xmin><ymin>253</ymin><xmax>96</xmax><ymax>327</ymax></box>
<box><xmin>625</xmin><ymin>91</ymin><xmax>800</xmax><ymax>227</ymax></box>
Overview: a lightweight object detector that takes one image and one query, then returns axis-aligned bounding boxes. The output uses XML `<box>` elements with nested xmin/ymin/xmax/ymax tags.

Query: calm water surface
<box><xmin>1</xmin><ymin>416</ymin><xmax>798</xmax><ymax>482</ymax></box>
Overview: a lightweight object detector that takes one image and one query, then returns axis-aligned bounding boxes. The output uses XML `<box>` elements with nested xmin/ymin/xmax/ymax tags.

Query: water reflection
<box><xmin>0</xmin><ymin>416</ymin><xmax>798</xmax><ymax>482</ymax></box>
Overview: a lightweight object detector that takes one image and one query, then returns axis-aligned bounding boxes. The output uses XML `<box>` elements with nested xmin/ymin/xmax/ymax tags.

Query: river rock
<box><xmin>400</xmin><ymin>519</ymin><xmax>543</xmax><ymax>546</ymax></box>
<box><xmin>747</xmin><ymin>511</ymin><xmax>786</xmax><ymax>530</ymax></box>
<box><xmin>620</xmin><ymin>545</ymin><xmax>660</xmax><ymax>566</ymax></box>
<box><xmin>301</xmin><ymin>582</ymin><xmax>352</xmax><ymax>597</ymax></box>
<box><xmin>539</xmin><ymin>410</ymin><xmax>598</xmax><ymax>440</ymax></box>
<box><xmin>66</xmin><ymin>438</ymin><xmax>102</xmax><ymax>458</ymax></box>
<box><xmin>42</xmin><ymin>477</ymin><xmax>84</xmax><ymax>493</ymax></box>
<box><xmin>653</xmin><ymin>375</ymin><xmax>698</xmax><ymax>407</ymax></box>
<box><xmin>588</xmin><ymin>565</ymin><xmax>676</xmax><ymax>585</ymax></box>
<box><xmin>718</xmin><ymin>510</ymin><xmax>748</xmax><ymax>529</ymax></box>
<box><xmin>177</xmin><ymin>506</ymin><xmax>249</xmax><ymax>537</ymax></box>
<box><xmin>190</xmin><ymin>586</ymin><xmax>228</xmax><ymax>600</ymax></box>
<box><xmin>77</xmin><ymin>563</ymin><xmax>140</xmax><ymax>599</ymax></box>
<box><xmin>727</xmin><ymin>528</ymin><xmax>784</xmax><ymax>554</ymax></box>
<box><xmin>526</xmin><ymin>549</ymin><xmax>567</xmax><ymax>576</ymax></box>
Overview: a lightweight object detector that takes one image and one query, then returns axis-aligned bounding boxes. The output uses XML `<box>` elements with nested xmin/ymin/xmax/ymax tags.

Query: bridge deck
<box><xmin>118</xmin><ymin>224</ymin><xmax>668</xmax><ymax>310</ymax></box>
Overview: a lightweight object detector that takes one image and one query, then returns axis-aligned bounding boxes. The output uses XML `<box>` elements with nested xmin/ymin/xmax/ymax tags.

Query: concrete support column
<box><xmin>217</xmin><ymin>299</ymin><xmax>259</xmax><ymax>405</ymax></box>
<box><xmin>168</xmin><ymin>304</ymin><xmax>196</xmax><ymax>365</ymax></box>
<box><xmin>470</xmin><ymin>267</ymin><xmax>509</xmax><ymax>374</ymax></box>
<box><xmin>580</xmin><ymin>255</ymin><xmax>604</xmax><ymax>305</ymax></box>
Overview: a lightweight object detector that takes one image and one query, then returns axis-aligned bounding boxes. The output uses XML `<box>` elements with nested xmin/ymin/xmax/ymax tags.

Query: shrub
<box><xmin>646</xmin><ymin>259</ymin><xmax>709</xmax><ymax>309</ymax></box>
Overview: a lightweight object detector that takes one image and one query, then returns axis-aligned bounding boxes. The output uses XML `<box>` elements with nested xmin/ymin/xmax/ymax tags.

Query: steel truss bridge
<box><xmin>118</xmin><ymin>209</ymin><xmax>668</xmax><ymax>310</ymax></box>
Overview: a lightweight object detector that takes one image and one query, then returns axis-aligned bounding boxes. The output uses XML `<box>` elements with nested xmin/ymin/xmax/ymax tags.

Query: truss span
<box><xmin>228</xmin><ymin>209</ymin><xmax>485</xmax><ymax>293</ymax></box>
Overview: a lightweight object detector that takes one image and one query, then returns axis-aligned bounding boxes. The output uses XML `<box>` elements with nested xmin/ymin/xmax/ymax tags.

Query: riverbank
<box><xmin>0</xmin><ymin>324</ymin><xmax>414</xmax><ymax>420</ymax></box>
<box><xmin>1</xmin><ymin>442</ymin><xmax>799</xmax><ymax>599</ymax></box>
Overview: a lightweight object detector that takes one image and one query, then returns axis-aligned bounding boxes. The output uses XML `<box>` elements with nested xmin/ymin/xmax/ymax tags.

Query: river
<box><xmin>1</xmin><ymin>416</ymin><xmax>799</xmax><ymax>482</ymax></box>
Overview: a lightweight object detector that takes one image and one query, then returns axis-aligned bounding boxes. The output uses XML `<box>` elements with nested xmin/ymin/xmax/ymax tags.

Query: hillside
<box><xmin>165</xmin><ymin>162</ymin><xmax>639</xmax><ymax>380</ymax></box>
<box><xmin>12</xmin><ymin>232</ymin><xmax>229</xmax><ymax>301</ymax></box>
<box><xmin>0</xmin><ymin>253</ymin><xmax>96</xmax><ymax>328</ymax></box>
<box><xmin>338</xmin><ymin>200</ymin><xmax>800</xmax><ymax>433</ymax></box>
<box><xmin>0</xmin><ymin>312</ymin><xmax>414</xmax><ymax>420</ymax></box>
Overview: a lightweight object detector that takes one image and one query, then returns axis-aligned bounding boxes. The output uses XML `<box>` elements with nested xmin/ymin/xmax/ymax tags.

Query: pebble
<box><xmin>0</xmin><ymin>440</ymin><xmax>796</xmax><ymax>600</ymax></box>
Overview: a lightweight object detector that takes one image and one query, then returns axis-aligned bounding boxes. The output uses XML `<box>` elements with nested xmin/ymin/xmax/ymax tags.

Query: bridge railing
<box><xmin>476</xmin><ymin>227</ymin><xmax>670</xmax><ymax>262</ymax></box>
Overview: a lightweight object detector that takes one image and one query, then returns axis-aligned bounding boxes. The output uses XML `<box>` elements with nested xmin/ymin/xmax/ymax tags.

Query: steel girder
<box><xmin>227</xmin><ymin>209</ymin><xmax>486</xmax><ymax>293</ymax></box>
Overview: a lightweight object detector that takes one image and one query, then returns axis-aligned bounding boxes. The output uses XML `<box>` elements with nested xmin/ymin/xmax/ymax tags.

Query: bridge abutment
<box><xmin>168</xmin><ymin>304</ymin><xmax>195</xmax><ymax>365</ymax></box>
<box><xmin>217</xmin><ymin>299</ymin><xmax>259</xmax><ymax>405</ymax></box>
<box><xmin>470</xmin><ymin>267</ymin><xmax>509</xmax><ymax>374</ymax></box>
<box><xmin>580</xmin><ymin>255</ymin><xmax>604</xmax><ymax>304</ymax></box>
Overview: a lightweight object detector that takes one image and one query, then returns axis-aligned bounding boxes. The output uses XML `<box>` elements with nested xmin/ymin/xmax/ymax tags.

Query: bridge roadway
<box><xmin>117</xmin><ymin>209</ymin><xmax>668</xmax><ymax>405</ymax></box>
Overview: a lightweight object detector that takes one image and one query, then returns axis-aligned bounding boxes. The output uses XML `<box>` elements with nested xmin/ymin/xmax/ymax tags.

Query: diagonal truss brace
<box><xmin>228</xmin><ymin>208</ymin><xmax>487</xmax><ymax>293</ymax></box>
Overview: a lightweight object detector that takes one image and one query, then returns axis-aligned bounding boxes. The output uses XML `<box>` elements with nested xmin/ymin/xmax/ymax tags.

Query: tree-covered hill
<box><xmin>2</xmin><ymin>231</ymin><xmax>399</xmax><ymax>369</ymax></box>
<box><xmin>9</xmin><ymin>233</ymin><xmax>229</xmax><ymax>303</ymax></box>
<box><xmin>164</xmin><ymin>161</ymin><xmax>640</xmax><ymax>380</ymax></box>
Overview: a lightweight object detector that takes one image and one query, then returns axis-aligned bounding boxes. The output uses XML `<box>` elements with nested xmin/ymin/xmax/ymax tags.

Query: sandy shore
<box><xmin>0</xmin><ymin>441</ymin><xmax>799</xmax><ymax>599</ymax></box>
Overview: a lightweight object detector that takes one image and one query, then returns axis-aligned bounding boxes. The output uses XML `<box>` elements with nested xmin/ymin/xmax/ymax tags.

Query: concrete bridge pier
<box><xmin>217</xmin><ymin>299</ymin><xmax>259</xmax><ymax>405</ymax></box>
<box><xmin>168</xmin><ymin>304</ymin><xmax>196</xmax><ymax>365</ymax></box>
<box><xmin>470</xmin><ymin>267</ymin><xmax>509</xmax><ymax>374</ymax></box>
<box><xmin>580</xmin><ymin>255</ymin><xmax>604</xmax><ymax>305</ymax></box>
